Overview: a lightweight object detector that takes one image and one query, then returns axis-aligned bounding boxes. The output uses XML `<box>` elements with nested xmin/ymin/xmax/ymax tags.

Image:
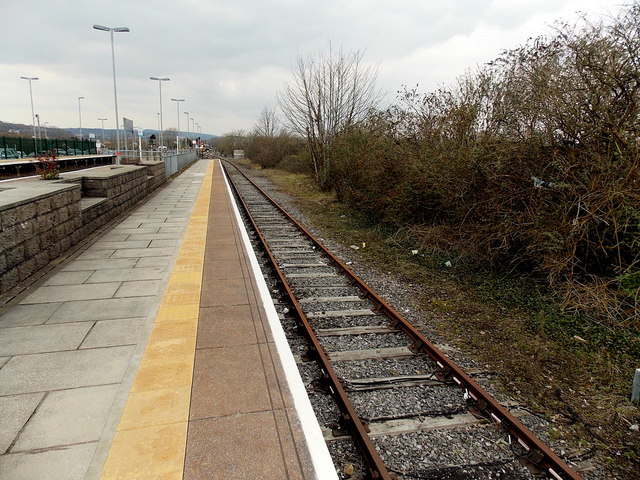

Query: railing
<box><xmin>1</xmin><ymin>136</ymin><xmax>97</xmax><ymax>158</ymax></box>
<box><xmin>114</xmin><ymin>149</ymin><xmax>199</xmax><ymax>177</ymax></box>
<box><xmin>163</xmin><ymin>151</ymin><xmax>198</xmax><ymax>176</ymax></box>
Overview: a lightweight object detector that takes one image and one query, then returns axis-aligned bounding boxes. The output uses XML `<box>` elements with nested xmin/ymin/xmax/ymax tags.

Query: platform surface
<box><xmin>0</xmin><ymin>159</ymin><xmax>335</xmax><ymax>480</ymax></box>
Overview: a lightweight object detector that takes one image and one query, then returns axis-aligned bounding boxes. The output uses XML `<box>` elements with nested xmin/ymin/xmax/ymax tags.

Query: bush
<box><xmin>325</xmin><ymin>3</ymin><xmax>640</xmax><ymax>324</ymax></box>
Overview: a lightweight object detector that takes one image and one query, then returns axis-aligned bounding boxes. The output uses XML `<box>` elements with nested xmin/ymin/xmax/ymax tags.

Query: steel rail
<box><xmin>222</xmin><ymin>160</ymin><xmax>584</xmax><ymax>480</ymax></box>
<box><xmin>222</xmin><ymin>162</ymin><xmax>395</xmax><ymax>480</ymax></box>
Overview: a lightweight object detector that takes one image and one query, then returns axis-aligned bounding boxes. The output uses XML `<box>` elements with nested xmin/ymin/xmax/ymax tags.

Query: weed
<box><xmin>35</xmin><ymin>150</ymin><xmax>60</xmax><ymax>180</ymax></box>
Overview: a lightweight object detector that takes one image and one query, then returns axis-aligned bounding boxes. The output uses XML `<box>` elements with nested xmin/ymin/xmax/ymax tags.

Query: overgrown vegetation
<box><xmin>259</xmin><ymin>167</ymin><xmax>639</xmax><ymax>479</ymax></box>
<box><xmin>321</xmin><ymin>4</ymin><xmax>640</xmax><ymax>329</ymax></box>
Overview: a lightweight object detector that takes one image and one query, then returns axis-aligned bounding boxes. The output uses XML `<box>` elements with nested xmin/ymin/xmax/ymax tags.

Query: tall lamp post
<box><xmin>150</xmin><ymin>77</ymin><xmax>170</xmax><ymax>151</ymax></box>
<box><xmin>190</xmin><ymin>117</ymin><xmax>195</xmax><ymax>144</ymax></box>
<box><xmin>98</xmin><ymin>117</ymin><xmax>107</xmax><ymax>146</ymax></box>
<box><xmin>93</xmin><ymin>24</ymin><xmax>129</xmax><ymax>160</ymax></box>
<box><xmin>184</xmin><ymin>111</ymin><xmax>190</xmax><ymax>149</ymax></box>
<box><xmin>20</xmin><ymin>76</ymin><xmax>39</xmax><ymax>151</ymax></box>
<box><xmin>171</xmin><ymin>98</ymin><xmax>184</xmax><ymax>153</ymax></box>
<box><xmin>78</xmin><ymin>96</ymin><xmax>85</xmax><ymax>139</ymax></box>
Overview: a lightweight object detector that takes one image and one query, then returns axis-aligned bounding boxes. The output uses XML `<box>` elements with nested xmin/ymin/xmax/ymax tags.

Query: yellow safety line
<box><xmin>100</xmin><ymin>161</ymin><xmax>213</xmax><ymax>480</ymax></box>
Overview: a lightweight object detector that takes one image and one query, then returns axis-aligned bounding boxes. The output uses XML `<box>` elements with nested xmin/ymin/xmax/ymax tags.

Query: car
<box><xmin>0</xmin><ymin>148</ymin><xmax>20</xmax><ymax>159</ymax></box>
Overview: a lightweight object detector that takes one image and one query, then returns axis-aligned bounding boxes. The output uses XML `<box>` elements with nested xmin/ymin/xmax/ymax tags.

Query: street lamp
<box><xmin>150</xmin><ymin>77</ymin><xmax>170</xmax><ymax>151</ymax></box>
<box><xmin>190</xmin><ymin>117</ymin><xmax>195</xmax><ymax>144</ymax></box>
<box><xmin>20</xmin><ymin>76</ymin><xmax>39</xmax><ymax>149</ymax></box>
<box><xmin>98</xmin><ymin>117</ymin><xmax>107</xmax><ymax>145</ymax></box>
<box><xmin>184</xmin><ymin>111</ymin><xmax>190</xmax><ymax>149</ymax></box>
<box><xmin>78</xmin><ymin>96</ymin><xmax>85</xmax><ymax>139</ymax></box>
<box><xmin>93</xmin><ymin>24</ymin><xmax>129</xmax><ymax>159</ymax></box>
<box><xmin>171</xmin><ymin>98</ymin><xmax>184</xmax><ymax>153</ymax></box>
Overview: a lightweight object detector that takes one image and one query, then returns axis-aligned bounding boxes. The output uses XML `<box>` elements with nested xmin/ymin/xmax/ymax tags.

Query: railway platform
<box><xmin>0</xmin><ymin>159</ymin><xmax>337</xmax><ymax>480</ymax></box>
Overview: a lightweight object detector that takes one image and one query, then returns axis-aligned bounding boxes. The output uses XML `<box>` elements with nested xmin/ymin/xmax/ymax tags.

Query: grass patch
<box><xmin>258</xmin><ymin>165</ymin><xmax>639</xmax><ymax>479</ymax></box>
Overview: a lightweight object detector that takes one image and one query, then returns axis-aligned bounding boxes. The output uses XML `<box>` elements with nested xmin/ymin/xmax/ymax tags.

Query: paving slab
<box><xmin>114</xmin><ymin>280</ymin><xmax>162</xmax><ymax>297</ymax></box>
<box><xmin>11</xmin><ymin>384</ymin><xmax>120</xmax><ymax>451</ymax></box>
<box><xmin>85</xmin><ymin>267</ymin><xmax>165</xmax><ymax>283</ymax></box>
<box><xmin>135</xmin><ymin>257</ymin><xmax>171</xmax><ymax>268</ymax></box>
<box><xmin>41</xmin><ymin>271</ymin><xmax>94</xmax><ymax>286</ymax></box>
<box><xmin>79</xmin><ymin>318</ymin><xmax>145</xmax><ymax>349</ymax></box>
<box><xmin>76</xmin><ymin>249</ymin><xmax>116</xmax><ymax>260</ymax></box>
<box><xmin>99</xmin><ymin>233</ymin><xmax>130</xmax><ymax>242</ymax></box>
<box><xmin>111</xmin><ymin>247</ymin><xmax>173</xmax><ymax>258</ymax></box>
<box><xmin>61</xmin><ymin>258</ymin><xmax>137</xmax><ymax>272</ymax></box>
<box><xmin>0</xmin><ymin>393</ymin><xmax>44</xmax><ymax>454</ymax></box>
<box><xmin>0</xmin><ymin>442</ymin><xmax>97</xmax><ymax>480</ymax></box>
<box><xmin>110</xmin><ymin>227</ymin><xmax>160</xmax><ymax>235</ymax></box>
<box><xmin>20</xmin><ymin>283</ymin><xmax>121</xmax><ymax>304</ymax></box>
<box><xmin>158</xmin><ymin>226</ymin><xmax>183</xmax><ymax>233</ymax></box>
<box><xmin>127</xmin><ymin>232</ymin><xmax>183</xmax><ymax>241</ymax></box>
<box><xmin>184</xmin><ymin>411</ymin><xmax>300</xmax><ymax>480</ymax></box>
<box><xmin>0</xmin><ymin>303</ymin><xmax>62</xmax><ymax>327</ymax></box>
<box><xmin>0</xmin><ymin>345</ymin><xmax>135</xmax><ymax>395</ymax></box>
<box><xmin>47</xmin><ymin>297</ymin><xmax>154</xmax><ymax>323</ymax></box>
<box><xmin>0</xmin><ymin>322</ymin><xmax>93</xmax><ymax>355</ymax></box>
<box><xmin>94</xmin><ymin>240</ymin><xmax>151</xmax><ymax>250</ymax></box>
<box><xmin>149</xmin><ymin>239</ymin><xmax>179</xmax><ymax>248</ymax></box>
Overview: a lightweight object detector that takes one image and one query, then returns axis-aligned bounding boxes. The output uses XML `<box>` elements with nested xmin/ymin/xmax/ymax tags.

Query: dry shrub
<box><xmin>327</xmin><ymin>3</ymin><xmax>640</xmax><ymax>324</ymax></box>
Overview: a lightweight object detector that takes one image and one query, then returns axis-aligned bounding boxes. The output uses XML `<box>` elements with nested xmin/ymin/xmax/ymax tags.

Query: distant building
<box><xmin>233</xmin><ymin>149</ymin><xmax>244</xmax><ymax>159</ymax></box>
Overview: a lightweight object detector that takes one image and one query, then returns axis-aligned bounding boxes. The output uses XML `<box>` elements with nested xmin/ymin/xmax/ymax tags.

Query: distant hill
<box><xmin>67</xmin><ymin>127</ymin><xmax>220</xmax><ymax>142</ymax></box>
<box><xmin>0</xmin><ymin>121</ymin><xmax>73</xmax><ymax>139</ymax></box>
<box><xmin>1</xmin><ymin>121</ymin><xmax>218</xmax><ymax>142</ymax></box>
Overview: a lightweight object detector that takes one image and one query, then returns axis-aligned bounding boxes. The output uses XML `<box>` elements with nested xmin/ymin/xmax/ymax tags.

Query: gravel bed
<box><xmin>333</xmin><ymin>356</ymin><xmax>439</xmax><ymax>379</ymax></box>
<box><xmin>295</xmin><ymin>286</ymin><xmax>362</xmax><ymax>298</ymax></box>
<box><xmin>287</xmin><ymin>336</ymin><xmax>311</xmax><ymax>356</ymax></box>
<box><xmin>320</xmin><ymin>332</ymin><xmax>412</xmax><ymax>352</ymax></box>
<box><xmin>297</xmin><ymin>360</ymin><xmax>325</xmax><ymax>384</ymax></box>
<box><xmin>307</xmin><ymin>391</ymin><xmax>342</xmax><ymax>426</ymax></box>
<box><xmin>308</xmin><ymin>314</ymin><xmax>390</xmax><ymax>330</ymax></box>
<box><xmin>270</xmin><ymin>244</ymin><xmax>315</xmax><ymax>252</ymax></box>
<box><xmin>305</xmin><ymin>300</ymin><xmax>373</xmax><ymax>312</ymax></box>
<box><xmin>350</xmin><ymin>385</ymin><xmax>467</xmax><ymax>421</ymax></box>
<box><xmin>282</xmin><ymin>266</ymin><xmax>337</xmax><ymax>275</ymax></box>
<box><xmin>289</xmin><ymin>276</ymin><xmax>351</xmax><ymax>288</ymax></box>
<box><xmin>327</xmin><ymin>439</ymin><xmax>366</xmax><ymax>480</ymax></box>
<box><xmin>278</xmin><ymin>258</ymin><xmax>329</xmax><ymax>266</ymax></box>
<box><xmin>376</xmin><ymin>424</ymin><xmax>537</xmax><ymax>479</ymax></box>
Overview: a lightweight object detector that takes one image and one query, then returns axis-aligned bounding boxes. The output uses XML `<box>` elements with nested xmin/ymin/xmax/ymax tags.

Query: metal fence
<box><xmin>164</xmin><ymin>151</ymin><xmax>198</xmax><ymax>177</ymax></box>
<box><xmin>1</xmin><ymin>136</ymin><xmax>97</xmax><ymax>159</ymax></box>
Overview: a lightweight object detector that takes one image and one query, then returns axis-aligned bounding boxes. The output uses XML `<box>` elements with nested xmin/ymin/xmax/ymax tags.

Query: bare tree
<box><xmin>254</xmin><ymin>104</ymin><xmax>279</xmax><ymax>137</ymax></box>
<box><xmin>279</xmin><ymin>43</ymin><xmax>382</xmax><ymax>187</ymax></box>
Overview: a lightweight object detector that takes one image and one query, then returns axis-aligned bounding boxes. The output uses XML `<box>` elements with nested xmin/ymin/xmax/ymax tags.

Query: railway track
<box><xmin>222</xmin><ymin>159</ymin><xmax>584</xmax><ymax>480</ymax></box>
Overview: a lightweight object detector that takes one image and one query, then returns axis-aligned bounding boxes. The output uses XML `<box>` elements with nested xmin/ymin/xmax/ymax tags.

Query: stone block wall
<box><xmin>0</xmin><ymin>184</ymin><xmax>82</xmax><ymax>293</ymax></box>
<box><xmin>144</xmin><ymin>162</ymin><xmax>166</xmax><ymax>192</ymax></box>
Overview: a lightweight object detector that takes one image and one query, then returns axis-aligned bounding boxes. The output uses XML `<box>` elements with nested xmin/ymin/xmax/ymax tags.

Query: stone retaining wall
<box><xmin>0</xmin><ymin>184</ymin><xmax>82</xmax><ymax>292</ymax></box>
<box><xmin>0</xmin><ymin>161</ymin><xmax>167</xmax><ymax>295</ymax></box>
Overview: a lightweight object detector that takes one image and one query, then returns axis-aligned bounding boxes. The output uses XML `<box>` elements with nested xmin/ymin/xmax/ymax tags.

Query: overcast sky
<box><xmin>0</xmin><ymin>0</ymin><xmax>626</xmax><ymax>137</ymax></box>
